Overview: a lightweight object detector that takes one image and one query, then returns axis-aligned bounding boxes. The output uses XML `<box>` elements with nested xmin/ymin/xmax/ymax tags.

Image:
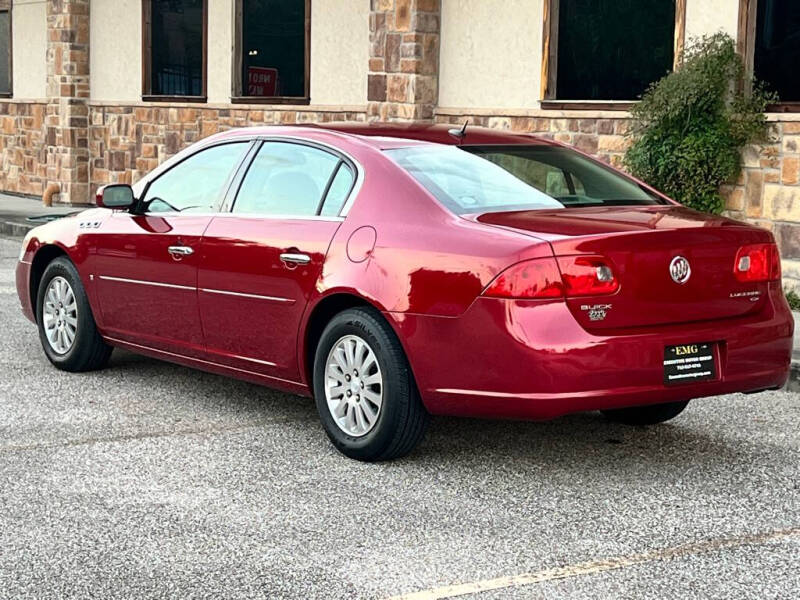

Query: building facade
<box><xmin>1</xmin><ymin>0</ymin><xmax>800</xmax><ymax>284</ymax></box>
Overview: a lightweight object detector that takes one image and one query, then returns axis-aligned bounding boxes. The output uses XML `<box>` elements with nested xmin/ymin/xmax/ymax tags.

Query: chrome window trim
<box><xmin>137</xmin><ymin>211</ymin><xmax>344</xmax><ymax>221</ymax></box>
<box><xmin>97</xmin><ymin>275</ymin><xmax>194</xmax><ymax>291</ymax></box>
<box><xmin>199</xmin><ymin>288</ymin><xmax>295</xmax><ymax>304</ymax></box>
<box><xmin>136</xmin><ymin>138</ymin><xmax>256</xmax><ymax>214</ymax></box>
<box><xmin>239</xmin><ymin>135</ymin><xmax>364</xmax><ymax>218</ymax></box>
<box><xmin>133</xmin><ymin>133</ymin><xmax>364</xmax><ymax>219</ymax></box>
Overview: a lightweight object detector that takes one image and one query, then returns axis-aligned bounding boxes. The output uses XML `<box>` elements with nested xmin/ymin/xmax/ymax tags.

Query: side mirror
<box><xmin>97</xmin><ymin>184</ymin><xmax>135</xmax><ymax>209</ymax></box>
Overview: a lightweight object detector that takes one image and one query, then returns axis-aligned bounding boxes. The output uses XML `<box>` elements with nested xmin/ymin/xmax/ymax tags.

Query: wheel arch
<box><xmin>29</xmin><ymin>244</ymin><xmax>71</xmax><ymax>323</ymax></box>
<box><xmin>299</xmin><ymin>291</ymin><xmax>414</xmax><ymax>393</ymax></box>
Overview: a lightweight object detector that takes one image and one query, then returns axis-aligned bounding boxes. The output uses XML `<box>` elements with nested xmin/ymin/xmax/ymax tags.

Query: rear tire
<box><xmin>601</xmin><ymin>400</ymin><xmax>690</xmax><ymax>425</ymax></box>
<box><xmin>313</xmin><ymin>307</ymin><xmax>428</xmax><ymax>461</ymax></box>
<box><xmin>36</xmin><ymin>257</ymin><xmax>112</xmax><ymax>372</ymax></box>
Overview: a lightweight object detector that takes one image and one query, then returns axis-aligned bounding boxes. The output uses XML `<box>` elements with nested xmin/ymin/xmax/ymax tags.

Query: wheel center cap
<box><xmin>350</xmin><ymin>378</ymin><xmax>361</xmax><ymax>395</ymax></box>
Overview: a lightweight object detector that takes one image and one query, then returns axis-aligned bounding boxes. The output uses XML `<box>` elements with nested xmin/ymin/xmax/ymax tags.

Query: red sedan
<box><xmin>15</xmin><ymin>124</ymin><xmax>793</xmax><ymax>460</ymax></box>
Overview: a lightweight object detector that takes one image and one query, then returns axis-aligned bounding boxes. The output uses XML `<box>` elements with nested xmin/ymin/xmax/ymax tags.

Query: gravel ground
<box><xmin>0</xmin><ymin>236</ymin><xmax>798</xmax><ymax>599</ymax></box>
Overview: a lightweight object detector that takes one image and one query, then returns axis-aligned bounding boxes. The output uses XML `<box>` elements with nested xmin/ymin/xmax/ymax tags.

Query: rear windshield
<box><xmin>385</xmin><ymin>144</ymin><xmax>664</xmax><ymax>215</ymax></box>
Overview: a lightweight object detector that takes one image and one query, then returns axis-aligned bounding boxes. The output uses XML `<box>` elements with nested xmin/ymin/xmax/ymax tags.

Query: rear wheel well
<box><xmin>303</xmin><ymin>294</ymin><xmax>373</xmax><ymax>387</ymax></box>
<box><xmin>30</xmin><ymin>245</ymin><xmax>69</xmax><ymax>322</ymax></box>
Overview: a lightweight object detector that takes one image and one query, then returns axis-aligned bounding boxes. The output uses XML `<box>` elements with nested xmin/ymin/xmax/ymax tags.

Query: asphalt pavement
<box><xmin>0</xmin><ymin>235</ymin><xmax>798</xmax><ymax>599</ymax></box>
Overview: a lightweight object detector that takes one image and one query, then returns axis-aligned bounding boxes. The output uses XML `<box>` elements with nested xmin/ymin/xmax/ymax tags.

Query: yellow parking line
<box><xmin>387</xmin><ymin>527</ymin><xmax>800</xmax><ymax>600</ymax></box>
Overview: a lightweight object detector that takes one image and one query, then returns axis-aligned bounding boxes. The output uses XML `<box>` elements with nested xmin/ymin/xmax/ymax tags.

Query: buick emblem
<box><xmin>669</xmin><ymin>256</ymin><xmax>691</xmax><ymax>284</ymax></box>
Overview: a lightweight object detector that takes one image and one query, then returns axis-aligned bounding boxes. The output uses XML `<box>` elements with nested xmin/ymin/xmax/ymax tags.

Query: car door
<box><xmin>197</xmin><ymin>139</ymin><xmax>357</xmax><ymax>381</ymax></box>
<box><xmin>92</xmin><ymin>141</ymin><xmax>252</xmax><ymax>356</ymax></box>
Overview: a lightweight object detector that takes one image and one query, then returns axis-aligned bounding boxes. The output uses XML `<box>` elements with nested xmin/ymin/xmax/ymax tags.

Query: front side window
<box><xmin>547</xmin><ymin>0</ymin><xmax>676</xmax><ymax>101</ymax></box>
<box><xmin>236</xmin><ymin>0</ymin><xmax>309</xmax><ymax>100</ymax></box>
<box><xmin>143</xmin><ymin>142</ymin><xmax>248</xmax><ymax>213</ymax></box>
<box><xmin>233</xmin><ymin>142</ymin><xmax>346</xmax><ymax>216</ymax></box>
<box><xmin>754</xmin><ymin>0</ymin><xmax>800</xmax><ymax>102</ymax></box>
<box><xmin>0</xmin><ymin>9</ymin><xmax>10</xmax><ymax>96</ymax></box>
<box><xmin>145</xmin><ymin>0</ymin><xmax>206</xmax><ymax>98</ymax></box>
<box><xmin>387</xmin><ymin>145</ymin><xmax>662</xmax><ymax>215</ymax></box>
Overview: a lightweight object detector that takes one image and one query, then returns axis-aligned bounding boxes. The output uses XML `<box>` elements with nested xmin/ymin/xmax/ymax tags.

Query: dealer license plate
<box><xmin>663</xmin><ymin>342</ymin><xmax>717</xmax><ymax>385</ymax></box>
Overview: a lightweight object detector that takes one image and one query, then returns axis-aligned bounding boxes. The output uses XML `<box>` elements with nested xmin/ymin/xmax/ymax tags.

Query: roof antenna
<box><xmin>448</xmin><ymin>120</ymin><xmax>468</xmax><ymax>141</ymax></box>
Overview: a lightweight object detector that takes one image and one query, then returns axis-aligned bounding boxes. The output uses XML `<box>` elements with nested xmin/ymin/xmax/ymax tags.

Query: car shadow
<box><xmin>106</xmin><ymin>349</ymin><xmax>750</xmax><ymax>474</ymax></box>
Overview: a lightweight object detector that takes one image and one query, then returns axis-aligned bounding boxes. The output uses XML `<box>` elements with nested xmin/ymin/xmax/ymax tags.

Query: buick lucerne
<box><xmin>16</xmin><ymin>124</ymin><xmax>793</xmax><ymax>460</ymax></box>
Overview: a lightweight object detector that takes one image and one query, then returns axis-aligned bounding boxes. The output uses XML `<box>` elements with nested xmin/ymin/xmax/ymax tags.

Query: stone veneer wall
<box><xmin>87</xmin><ymin>103</ymin><xmax>367</xmax><ymax>192</ymax></box>
<box><xmin>0</xmin><ymin>101</ymin><xmax>48</xmax><ymax>197</ymax></box>
<box><xmin>434</xmin><ymin>111</ymin><xmax>632</xmax><ymax>168</ymax></box>
<box><xmin>367</xmin><ymin>0</ymin><xmax>440</xmax><ymax>121</ymax></box>
<box><xmin>722</xmin><ymin>118</ymin><xmax>800</xmax><ymax>290</ymax></box>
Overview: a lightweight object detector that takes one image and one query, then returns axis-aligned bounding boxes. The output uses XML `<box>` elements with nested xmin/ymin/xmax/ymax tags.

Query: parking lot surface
<box><xmin>1</xmin><ymin>236</ymin><xmax>798</xmax><ymax>599</ymax></box>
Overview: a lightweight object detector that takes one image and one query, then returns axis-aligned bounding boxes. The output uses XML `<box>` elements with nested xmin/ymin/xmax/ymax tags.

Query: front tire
<box><xmin>601</xmin><ymin>400</ymin><xmax>690</xmax><ymax>425</ymax></box>
<box><xmin>36</xmin><ymin>257</ymin><xmax>112</xmax><ymax>372</ymax></box>
<box><xmin>313</xmin><ymin>307</ymin><xmax>428</xmax><ymax>461</ymax></box>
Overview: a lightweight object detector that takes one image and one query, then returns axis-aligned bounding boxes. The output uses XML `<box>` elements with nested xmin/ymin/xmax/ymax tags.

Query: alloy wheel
<box><xmin>324</xmin><ymin>334</ymin><xmax>384</xmax><ymax>437</ymax></box>
<box><xmin>42</xmin><ymin>276</ymin><xmax>78</xmax><ymax>355</ymax></box>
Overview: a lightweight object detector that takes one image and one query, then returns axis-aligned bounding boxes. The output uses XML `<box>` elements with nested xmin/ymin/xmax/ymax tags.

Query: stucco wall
<box><xmin>439</xmin><ymin>0</ymin><xmax>543</xmax><ymax>109</ymax></box>
<box><xmin>90</xmin><ymin>0</ymin><xmax>141</xmax><ymax>101</ymax></box>
<box><xmin>310</xmin><ymin>0</ymin><xmax>369</xmax><ymax>106</ymax></box>
<box><xmin>11</xmin><ymin>0</ymin><xmax>47</xmax><ymax>99</ymax></box>
<box><xmin>207</xmin><ymin>0</ymin><xmax>233</xmax><ymax>103</ymax></box>
<box><xmin>685</xmin><ymin>0</ymin><xmax>739</xmax><ymax>43</ymax></box>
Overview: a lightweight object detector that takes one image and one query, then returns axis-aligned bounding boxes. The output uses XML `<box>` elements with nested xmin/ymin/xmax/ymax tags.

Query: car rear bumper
<box><xmin>392</xmin><ymin>283</ymin><xmax>793</xmax><ymax>419</ymax></box>
<box><xmin>15</xmin><ymin>260</ymin><xmax>35</xmax><ymax>324</ymax></box>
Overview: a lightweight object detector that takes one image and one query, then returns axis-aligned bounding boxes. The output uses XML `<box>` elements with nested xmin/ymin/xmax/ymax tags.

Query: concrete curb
<box><xmin>0</xmin><ymin>220</ymin><xmax>34</xmax><ymax>239</ymax></box>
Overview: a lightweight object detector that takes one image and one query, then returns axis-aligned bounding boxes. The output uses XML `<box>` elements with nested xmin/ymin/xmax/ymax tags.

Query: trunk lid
<box><xmin>474</xmin><ymin>206</ymin><xmax>774</xmax><ymax>329</ymax></box>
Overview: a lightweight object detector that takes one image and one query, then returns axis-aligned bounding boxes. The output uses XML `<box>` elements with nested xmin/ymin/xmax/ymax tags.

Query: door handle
<box><xmin>168</xmin><ymin>245</ymin><xmax>194</xmax><ymax>259</ymax></box>
<box><xmin>280</xmin><ymin>252</ymin><xmax>311</xmax><ymax>266</ymax></box>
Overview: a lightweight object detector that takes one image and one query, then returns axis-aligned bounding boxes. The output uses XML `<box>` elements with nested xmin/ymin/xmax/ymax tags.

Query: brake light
<box><xmin>557</xmin><ymin>255</ymin><xmax>620</xmax><ymax>297</ymax></box>
<box><xmin>483</xmin><ymin>257</ymin><xmax>564</xmax><ymax>299</ymax></box>
<box><xmin>734</xmin><ymin>243</ymin><xmax>781</xmax><ymax>282</ymax></box>
<box><xmin>483</xmin><ymin>255</ymin><xmax>619</xmax><ymax>299</ymax></box>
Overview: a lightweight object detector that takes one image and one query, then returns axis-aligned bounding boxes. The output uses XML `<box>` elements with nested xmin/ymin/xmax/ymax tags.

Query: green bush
<box><xmin>625</xmin><ymin>34</ymin><xmax>776</xmax><ymax>214</ymax></box>
<box><xmin>785</xmin><ymin>289</ymin><xmax>800</xmax><ymax>312</ymax></box>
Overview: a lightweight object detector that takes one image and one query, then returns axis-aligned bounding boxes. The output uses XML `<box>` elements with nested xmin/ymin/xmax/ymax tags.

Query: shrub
<box><xmin>624</xmin><ymin>33</ymin><xmax>776</xmax><ymax>214</ymax></box>
<box><xmin>785</xmin><ymin>289</ymin><xmax>800</xmax><ymax>312</ymax></box>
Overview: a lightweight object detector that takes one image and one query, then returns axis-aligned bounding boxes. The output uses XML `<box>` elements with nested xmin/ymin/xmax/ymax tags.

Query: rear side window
<box><xmin>143</xmin><ymin>142</ymin><xmax>249</xmax><ymax>213</ymax></box>
<box><xmin>386</xmin><ymin>145</ymin><xmax>662</xmax><ymax>215</ymax></box>
<box><xmin>320</xmin><ymin>164</ymin><xmax>355</xmax><ymax>217</ymax></box>
<box><xmin>233</xmin><ymin>142</ymin><xmax>346</xmax><ymax>217</ymax></box>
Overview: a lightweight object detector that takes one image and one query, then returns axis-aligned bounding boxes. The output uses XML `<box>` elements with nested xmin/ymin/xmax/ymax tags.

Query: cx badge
<box><xmin>670</xmin><ymin>256</ymin><xmax>691</xmax><ymax>285</ymax></box>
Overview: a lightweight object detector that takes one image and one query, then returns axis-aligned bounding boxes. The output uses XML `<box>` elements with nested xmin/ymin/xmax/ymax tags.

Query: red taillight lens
<box><xmin>557</xmin><ymin>255</ymin><xmax>620</xmax><ymax>297</ymax></box>
<box><xmin>734</xmin><ymin>243</ymin><xmax>781</xmax><ymax>282</ymax></box>
<box><xmin>483</xmin><ymin>255</ymin><xmax>619</xmax><ymax>299</ymax></box>
<box><xmin>483</xmin><ymin>257</ymin><xmax>564</xmax><ymax>299</ymax></box>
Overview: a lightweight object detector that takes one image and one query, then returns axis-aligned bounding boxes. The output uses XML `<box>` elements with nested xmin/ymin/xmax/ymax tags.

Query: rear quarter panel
<box><xmin>312</xmin><ymin>150</ymin><xmax>553</xmax><ymax>317</ymax></box>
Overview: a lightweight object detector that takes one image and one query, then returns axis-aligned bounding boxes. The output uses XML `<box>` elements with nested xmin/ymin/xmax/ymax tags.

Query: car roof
<box><xmin>211</xmin><ymin>122</ymin><xmax>557</xmax><ymax>150</ymax></box>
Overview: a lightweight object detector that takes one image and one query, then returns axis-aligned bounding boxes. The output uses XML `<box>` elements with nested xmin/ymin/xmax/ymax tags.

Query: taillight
<box><xmin>483</xmin><ymin>257</ymin><xmax>564</xmax><ymax>299</ymax></box>
<box><xmin>557</xmin><ymin>255</ymin><xmax>620</xmax><ymax>297</ymax></box>
<box><xmin>483</xmin><ymin>255</ymin><xmax>618</xmax><ymax>299</ymax></box>
<box><xmin>734</xmin><ymin>243</ymin><xmax>781</xmax><ymax>283</ymax></box>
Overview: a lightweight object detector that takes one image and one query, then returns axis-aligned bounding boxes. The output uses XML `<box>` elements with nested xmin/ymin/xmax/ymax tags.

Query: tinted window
<box><xmin>755</xmin><ymin>0</ymin><xmax>800</xmax><ymax>101</ymax></box>
<box><xmin>557</xmin><ymin>0</ymin><xmax>675</xmax><ymax>100</ymax></box>
<box><xmin>143</xmin><ymin>143</ymin><xmax>248</xmax><ymax>213</ymax></box>
<box><xmin>241</xmin><ymin>0</ymin><xmax>307</xmax><ymax>98</ymax></box>
<box><xmin>386</xmin><ymin>145</ymin><xmax>662</xmax><ymax>215</ymax></box>
<box><xmin>233</xmin><ymin>142</ymin><xmax>340</xmax><ymax>216</ymax></box>
<box><xmin>150</xmin><ymin>0</ymin><xmax>204</xmax><ymax>96</ymax></box>
<box><xmin>320</xmin><ymin>164</ymin><xmax>355</xmax><ymax>217</ymax></box>
<box><xmin>0</xmin><ymin>11</ymin><xmax>9</xmax><ymax>95</ymax></box>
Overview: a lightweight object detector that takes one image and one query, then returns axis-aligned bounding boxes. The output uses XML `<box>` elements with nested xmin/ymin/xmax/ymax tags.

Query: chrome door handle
<box><xmin>280</xmin><ymin>252</ymin><xmax>311</xmax><ymax>265</ymax></box>
<box><xmin>168</xmin><ymin>245</ymin><xmax>194</xmax><ymax>257</ymax></box>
